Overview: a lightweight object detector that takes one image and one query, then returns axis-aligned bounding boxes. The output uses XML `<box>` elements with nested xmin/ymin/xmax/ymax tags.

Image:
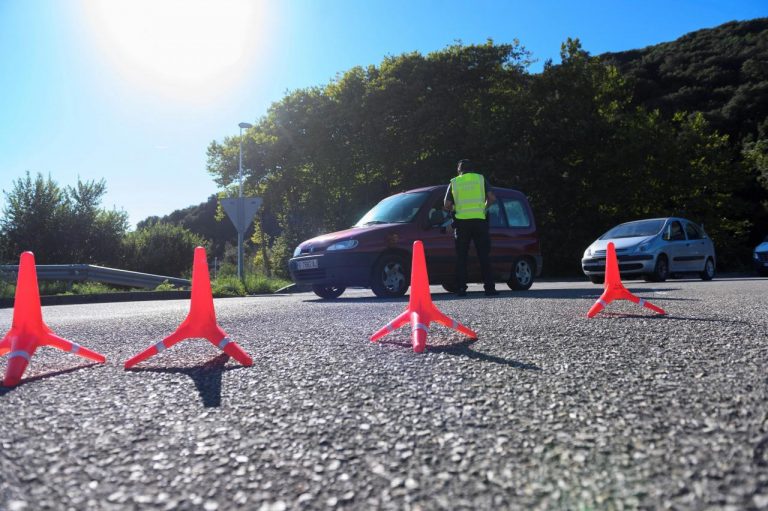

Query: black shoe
<box><xmin>485</xmin><ymin>289</ymin><xmax>499</xmax><ymax>296</ymax></box>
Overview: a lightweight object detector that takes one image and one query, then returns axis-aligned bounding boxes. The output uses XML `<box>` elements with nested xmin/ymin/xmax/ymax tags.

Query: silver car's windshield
<box><xmin>601</xmin><ymin>219</ymin><xmax>665</xmax><ymax>239</ymax></box>
<box><xmin>355</xmin><ymin>191</ymin><xmax>430</xmax><ymax>226</ymax></box>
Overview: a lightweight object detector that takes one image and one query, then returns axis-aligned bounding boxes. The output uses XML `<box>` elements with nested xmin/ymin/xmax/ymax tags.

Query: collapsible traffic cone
<box><xmin>0</xmin><ymin>252</ymin><xmax>106</xmax><ymax>386</ymax></box>
<box><xmin>371</xmin><ymin>240</ymin><xmax>477</xmax><ymax>353</ymax></box>
<box><xmin>124</xmin><ymin>247</ymin><xmax>253</xmax><ymax>369</ymax></box>
<box><xmin>587</xmin><ymin>242</ymin><xmax>666</xmax><ymax>318</ymax></box>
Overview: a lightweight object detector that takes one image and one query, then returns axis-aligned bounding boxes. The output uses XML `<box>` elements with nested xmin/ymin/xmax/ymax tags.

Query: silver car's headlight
<box><xmin>629</xmin><ymin>239</ymin><xmax>653</xmax><ymax>253</ymax></box>
<box><xmin>327</xmin><ymin>240</ymin><xmax>358</xmax><ymax>251</ymax></box>
<box><xmin>584</xmin><ymin>247</ymin><xmax>593</xmax><ymax>257</ymax></box>
<box><xmin>293</xmin><ymin>246</ymin><xmax>302</xmax><ymax>257</ymax></box>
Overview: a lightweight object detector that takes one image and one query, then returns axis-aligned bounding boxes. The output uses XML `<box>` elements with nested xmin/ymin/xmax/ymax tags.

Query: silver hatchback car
<box><xmin>582</xmin><ymin>217</ymin><xmax>716</xmax><ymax>283</ymax></box>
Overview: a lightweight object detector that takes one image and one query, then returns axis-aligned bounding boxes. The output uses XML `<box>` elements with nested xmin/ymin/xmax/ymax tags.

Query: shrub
<box><xmin>154</xmin><ymin>280</ymin><xmax>178</xmax><ymax>291</ymax></box>
<box><xmin>0</xmin><ymin>279</ymin><xmax>15</xmax><ymax>300</ymax></box>
<box><xmin>122</xmin><ymin>222</ymin><xmax>207</xmax><ymax>277</ymax></box>
<box><xmin>210</xmin><ymin>276</ymin><xmax>246</xmax><ymax>297</ymax></box>
<box><xmin>244</xmin><ymin>274</ymin><xmax>291</xmax><ymax>294</ymax></box>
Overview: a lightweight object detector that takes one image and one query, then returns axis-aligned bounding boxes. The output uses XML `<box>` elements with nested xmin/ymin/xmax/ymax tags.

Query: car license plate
<box><xmin>297</xmin><ymin>259</ymin><xmax>318</xmax><ymax>270</ymax></box>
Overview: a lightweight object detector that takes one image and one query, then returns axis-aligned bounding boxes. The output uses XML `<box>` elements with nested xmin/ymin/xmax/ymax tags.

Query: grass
<box><xmin>210</xmin><ymin>274</ymin><xmax>291</xmax><ymax>297</ymax></box>
<box><xmin>243</xmin><ymin>273</ymin><xmax>292</xmax><ymax>294</ymax></box>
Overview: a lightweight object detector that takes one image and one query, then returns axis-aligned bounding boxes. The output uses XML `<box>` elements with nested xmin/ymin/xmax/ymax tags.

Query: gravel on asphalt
<box><xmin>1</xmin><ymin>278</ymin><xmax>767</xmax><ymax>510</ymax></box>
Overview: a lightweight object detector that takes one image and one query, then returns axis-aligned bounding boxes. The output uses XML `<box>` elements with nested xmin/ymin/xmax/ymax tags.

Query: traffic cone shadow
<box><xmin>371</xmin><ymin>240</ymin><xmax>477</xmax><ymax>353</ymax></box>
<box><xmin>587</xmin><ymin>242</ymin><xmax>666</xmax><ymax>318</ymax></box>
<box><xmin>124</xmin><ymin>247</ymin><xmax>253</xmax><ymax>369</ymax></box>
<box><xmin>127</xmin><ymin>353</ymin><xmax>244</xmax><ymax>407</ymax></box>
<box><xmin>0</xmin><ymin>252</ymin><xmax>106</xmax><ymax>387</ymax></box>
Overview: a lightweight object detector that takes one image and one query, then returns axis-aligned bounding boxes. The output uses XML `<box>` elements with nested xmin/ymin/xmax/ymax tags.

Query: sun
<box><xmin>81</xmin><ymin>0</ymin><xmax>268</xmax><ymax>101</ymax></box>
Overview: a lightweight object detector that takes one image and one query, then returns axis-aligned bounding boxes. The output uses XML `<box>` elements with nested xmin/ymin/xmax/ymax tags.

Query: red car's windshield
<box><xmin>355</xmin><ymin>192</ymin><xmax>430</xmax><ymax>226</ymax></box>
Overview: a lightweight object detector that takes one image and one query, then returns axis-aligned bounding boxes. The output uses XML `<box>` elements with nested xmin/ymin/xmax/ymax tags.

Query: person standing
<box><xmin>444</xmin><ymin>159</ymin><xmax>498</xmax><ymax>296</ymax></box>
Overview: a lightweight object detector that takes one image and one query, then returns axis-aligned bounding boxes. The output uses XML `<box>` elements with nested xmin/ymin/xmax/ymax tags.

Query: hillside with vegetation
<box><xmin>602</xmin><ymin>18</ymin><xmax>768</xmax><ymax>142</ymax></box>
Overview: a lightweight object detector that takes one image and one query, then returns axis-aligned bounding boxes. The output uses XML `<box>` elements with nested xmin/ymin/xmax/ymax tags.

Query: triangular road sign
<box><xmin>221</xmin><ymin>197</ymin><xmax>262</xmax><ymax>234</ymax></box>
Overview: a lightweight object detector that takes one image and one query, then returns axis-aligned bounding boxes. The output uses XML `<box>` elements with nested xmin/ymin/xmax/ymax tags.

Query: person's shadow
<box><xmin>0</xmin><ymin>363</ymin><xmax>101</xmax><ymax>396</ymax></box>
<box><xmin>127</xmin><ymin>353</ymin><xmax>243</xmax><ymax>407</ymax></box>
<box><xmin>379</xmin><ymin>338</ymin><xmax>541</xmax><ymax>371</ymax></box>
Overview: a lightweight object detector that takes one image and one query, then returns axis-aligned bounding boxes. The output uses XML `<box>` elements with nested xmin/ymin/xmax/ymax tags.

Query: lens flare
<box><xmin>81</xmin><ymin>0</ymin><xmax>268</xmax><ymax>101</ymax></box>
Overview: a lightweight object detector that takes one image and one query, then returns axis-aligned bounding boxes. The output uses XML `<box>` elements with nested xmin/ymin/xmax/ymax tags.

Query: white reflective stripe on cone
<box><xmin>451</xmin><ymin>320</ymin><xmax>458</xmax><ymax>329</ymax></box>
<box><xmin>598</xmin><ymin>299</ymin><xmax>608</xmax><ymax>307</ymax></box>
<box><xmin>155</xmin><ymin>341</ymin><xmax>166</xmax><ymax>353</ymax></box>
<box><xmin>218</xmin><ymin>338</ymin><xmax>231</xmax><ymax>349</ymax></box>
<box><xmin>639</xmin><ymin>298</ymin><xmax>646</xmax><ymax>307</ymax></box>
<box><xmin>413</xmin><ymin>323</ymin><xmax>429</xmax><ymax>333</ymax></box>
<box><xmin>70</xmin><ymin>344</ymin><xmax>80</xmax><ymax>354</ymax></box>
<box><xmin>8</xmin><ymin>350</ymin><xmax>30</xmax><ymax>361</ymax></box>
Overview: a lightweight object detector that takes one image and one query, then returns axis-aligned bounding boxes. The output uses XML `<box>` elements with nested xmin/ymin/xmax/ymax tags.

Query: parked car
<box><xmin>289</xmin><ymin>185</ymin><xmax>542</xmax><ymax>299</ymax></box>
<box><xmin>754</xmin><ymin>236</ymin><xmax>768</xmax><ymax>276</ymax></box>
<box><xmin>581</xmin><ymin>217</ymin><xmax>716</xmax><ymax>283</ymax></box>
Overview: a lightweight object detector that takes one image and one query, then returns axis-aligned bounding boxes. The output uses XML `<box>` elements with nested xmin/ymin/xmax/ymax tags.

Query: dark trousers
<box><xmin>454</xmin><ymin>218</ymin><xmax>495</xmax><ymax>291</ymax></box>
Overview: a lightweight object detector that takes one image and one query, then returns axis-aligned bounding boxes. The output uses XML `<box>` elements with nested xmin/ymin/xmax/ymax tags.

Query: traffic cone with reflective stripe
<box><xmin>371</xmin><ymin>240</ymin><xmax>477</xmax><ymax>352</ymax></box>
<box><xmin>587</xmin><ymin>242</ymin><xmax>666</xmax><ymax>318</ymax></box>
<box><xmin>124</xmin><ymin>247</ymin><xmax>253</xmax><ymax>369</ymax></box>
<box><xmin>0</xmin><ymin>252</ymin><xmax>106</xmax><ymax>387</ymax></box>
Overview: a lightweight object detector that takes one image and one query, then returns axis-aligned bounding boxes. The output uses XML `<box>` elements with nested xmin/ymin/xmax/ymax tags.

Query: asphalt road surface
<box><xmin>1</xmin><ymin>277</ymin><xmax>767</xmax><ymax>510</ymax></box>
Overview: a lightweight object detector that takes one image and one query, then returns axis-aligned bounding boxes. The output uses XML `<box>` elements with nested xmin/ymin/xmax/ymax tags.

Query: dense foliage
<box><xmin>207</xmin><ymin>33</ymin><xmax>763</xmax><ymax>276</ymax></box>
<box><xmin>0</xmin><ymin>173</ymin><xmax>205</xmax><ymax>278</ymax></box>
<box><xmin>0</xmin><ymin>172</ymin><xmax>129</xmax><ymax>265</ymax></box>
<box><xmin>602</xmin><ymin>19</ymin><xmax>768</xmax><ymax>142</ymax></box>
<box><xmin>137</xmin><ymin>194</ymin><xmax>237</xmax><ymax>258</ymax></box>
<box><xmin>121</xmin><ymin>222</ymin><xmax>207</xmax><ymax>277</ymax></box>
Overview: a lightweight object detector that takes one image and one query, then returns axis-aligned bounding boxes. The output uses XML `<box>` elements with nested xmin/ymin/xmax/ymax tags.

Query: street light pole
<box><xmin>237</xmin><ymin>122</ymin><xmax>252</xmax><ymax>280</ymax></box>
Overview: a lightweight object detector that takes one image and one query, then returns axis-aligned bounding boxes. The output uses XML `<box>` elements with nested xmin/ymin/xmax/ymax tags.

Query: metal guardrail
<box><xmin>0</xmin><ymin>264</ymin><xmax>191</xmax><ymax>289</ymax></box>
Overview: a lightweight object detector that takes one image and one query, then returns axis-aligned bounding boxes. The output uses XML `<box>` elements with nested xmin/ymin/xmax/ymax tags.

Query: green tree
<box><xmin>136</xmin><ymin>194</ymin><xmax>238</xmax><ymax>259</ymax></box>
<box><xmin>0</xmin><ymin>172</ymin><xmax>128</xmax><ymax>265</ymax></box>
<box><xmin>121</xmin><ymin>222</ymin><xmax>207</xmax><ymax>277</ymax></box>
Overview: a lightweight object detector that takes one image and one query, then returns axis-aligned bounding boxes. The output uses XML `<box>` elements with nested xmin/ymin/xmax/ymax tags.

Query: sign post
<box><xmin>221</xmin><ymin>197</ymin><xmax>263</xmax><ymax>280</ymax></box>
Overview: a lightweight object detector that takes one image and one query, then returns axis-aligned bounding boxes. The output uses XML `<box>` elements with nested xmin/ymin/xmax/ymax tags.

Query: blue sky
<box><xmin>1</xmin><ymin>0</ymin><xmax>765</xmax><ymax>228</ymax></box>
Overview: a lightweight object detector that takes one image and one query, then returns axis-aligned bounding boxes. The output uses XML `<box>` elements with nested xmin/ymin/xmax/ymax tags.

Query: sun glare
<box><xmin>82</xmin><ymin>0</ymin><xmax>268</xmax><ymax>101</ymax></box>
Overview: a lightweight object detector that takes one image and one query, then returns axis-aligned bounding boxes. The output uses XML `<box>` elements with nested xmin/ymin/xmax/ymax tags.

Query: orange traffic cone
<box><xmin>371</xmin><ymin>240</ymin><xmax>477</xmax><ymax>353</ymax></box>
<box><xmin>587</xmin><ymin>242</ymin><xmax>666</xmax><ymax>318</ymax></box>
<box><xmin>0</xmin><ymin>252</ymin><xmax>106</xmax><ymax>386</ymax></box>
<box><xmin>124</xmin><ymin>247</ymin><xmax>253</xmax><ymax>369</ymax></box>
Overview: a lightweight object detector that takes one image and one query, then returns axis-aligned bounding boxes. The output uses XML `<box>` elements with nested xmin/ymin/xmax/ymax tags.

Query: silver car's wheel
<box><xmin>700</xmin><ymin>257</ymin><xmax>715</xmax><ymax>281</ymax></box>
<box><xmin>646</xmin><ymin>255</ymin><xmax>669</xmax><ymax>282</ymax></box>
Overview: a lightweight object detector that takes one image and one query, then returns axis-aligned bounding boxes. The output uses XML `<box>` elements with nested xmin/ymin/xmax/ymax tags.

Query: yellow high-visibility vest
<box><xmin>451</xmin><ymin>173</ymin><xmax>486</xmax><ymax>220</ymax></box>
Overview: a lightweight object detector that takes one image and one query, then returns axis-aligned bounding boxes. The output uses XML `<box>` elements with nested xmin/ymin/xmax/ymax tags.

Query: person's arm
<box><xmin>485</xmin><ymin>178</ymin><xmax>496</xmax><ymax>207</ymax></box>
<box><xmin>444</xmin><ymin>184</ymin><xmax>455</xmax><ymax>211</ymax></box>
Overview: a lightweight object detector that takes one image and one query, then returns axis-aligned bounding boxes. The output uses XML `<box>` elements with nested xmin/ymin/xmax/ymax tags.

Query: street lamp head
<box><xmin>238</xmin><ymin>122</ymin><xmax>253</xmax><ymax>129</ymax></box>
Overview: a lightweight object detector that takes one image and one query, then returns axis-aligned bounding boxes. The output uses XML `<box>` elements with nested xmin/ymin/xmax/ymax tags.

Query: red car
<box><xmin>288</xmin><ymin>185</ymin><xmax>542</xmax><ymax>299</ymax></box>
